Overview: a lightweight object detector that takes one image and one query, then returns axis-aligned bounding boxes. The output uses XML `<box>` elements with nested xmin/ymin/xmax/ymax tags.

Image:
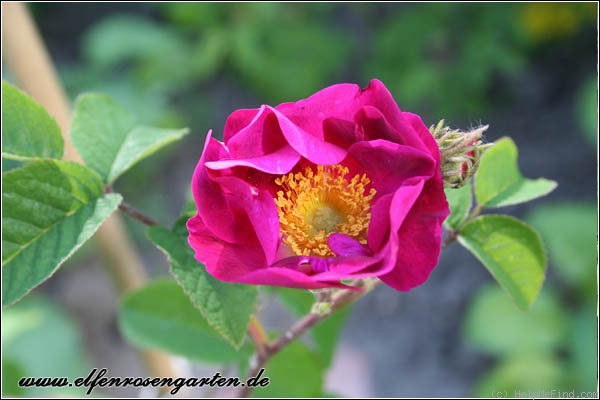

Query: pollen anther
<box><xmin>274</xmin><ymin>164</ymin><xmax>376</xmax><ymax>257</ymax></box>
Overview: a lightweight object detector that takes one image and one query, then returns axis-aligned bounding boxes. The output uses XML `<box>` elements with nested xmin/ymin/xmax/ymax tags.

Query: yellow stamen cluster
<box><xmin>274</xmin><ymin>165</ymin><xmax>376</xmax><ymax>257</ymax></box>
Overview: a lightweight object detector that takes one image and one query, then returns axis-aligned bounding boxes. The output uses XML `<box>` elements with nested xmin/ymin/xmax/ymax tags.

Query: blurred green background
<box><xmin>3</xmin><ymin>3</ymin><xmax>597</xmax><ymax>397</ymax></box>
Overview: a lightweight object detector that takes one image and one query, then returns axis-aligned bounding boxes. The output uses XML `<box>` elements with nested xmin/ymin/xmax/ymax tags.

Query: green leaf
<box><xmin>568</xmin><ymin>308</ymin><xmax>598</xmax><ymax>391</ymax></box>
<box><xmin>458</xmin><ymin>215</ymin><xmax>546</xmax><ymax>310</ymax></box>
<box><xmin>147</xmin><ymin>226</ymin><xmax>257</xmax><ymax>348</ymax></box>
<box><xmin>2</xmin><ymin>160</ymin><xmax>121</xmax><ymax>306</ymax></box>
<box><xmin>2</xmin><ymin>295</ymin><xmax>91</xmax><ymax>396</ymax></box>
<box><xmin>472</xmin><ymin>355</ymin><xmax>566</xmax><ymax>397</ymax></box>
<box><xmin>118</xmin><ymin>279</ymin><xmax>247</xmax><ymax>363</ymax></box>
<box><xmin>1</xmin><ymin>81</ymin><xmax>63</xmax><ymax>160</ymax></box>
<box><xmin>526</xmin><ymin>203</ymin><xmax>597</xmax><ymax>292</ymax></box>
<box><xmin>474</xmin><ymin>137</ymin><xmax>556</xmax><ymax>207</ymax></box>
<box><xmin>443</xmin><ymin>184</ymin><xmax>472</xmax><ymax>229</ymax></box>
<box><xmin>251</xmin><ymin>341</ymin><xmax>323</xmax><ymax>397</ymax></box>
<box><xmin>2</xmin><ymin>358</ymin><xmax>26</xmax><ymax>396</ymax></box>
<box><xmin>70</xmin><ymin>93</ymin><xmax>188</xmax><ymax>184</ymax></box>
<box><xmin>464</xmin><ymin>285</ymin><xmax>567</xmax><ymax>356</ymax></box>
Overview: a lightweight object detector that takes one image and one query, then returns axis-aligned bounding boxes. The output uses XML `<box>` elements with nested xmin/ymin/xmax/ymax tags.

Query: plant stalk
<box><xmin>2</xmin><ymin>2</ymin><xmax>176</xmax><ymax>389</ymax></box>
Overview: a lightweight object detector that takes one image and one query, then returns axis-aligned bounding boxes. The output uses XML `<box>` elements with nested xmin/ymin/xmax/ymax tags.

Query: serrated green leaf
<box><xmin>464</xmin><ymin>285</ymin><xmax>567</xmax><ymax>356</ymax></box>
<box><xmin>458</xmin><ymin>215</ymin><xmax>546</xmax><ymax>310</ymax></box>
<box><xmin>527</xmin><ymin>203</ymin><xmax>597</xmax><ymax>292</ymax></box>
<box><xmin>70</xmin><ymin>93</ymin><xmax>188</xmax><ymax>184</ymax></box>
<box><xmin>475</xmin><ymin>137</ymin><xmax>556</xmax><ymax>207</ymax></box>
<box><xmin>147</xmin><ymin>226</ymin><xmax>257</xmax><ymax>348</ymax></box>
<box><xmin>118</xmin><ymin>279</ymin><xmax>247</xmax><ymax>363</ymax></box>
<box><xmin>443</xmin><ymin>184</ymin><xmax>472</xmax><ymax>229</ymax></box>
<box><xmin>1</xmin><ymin>81</ymin><xmax>63</xmax><ymax>161</ymax></box>
<box><xmin>251</xmin><ymin>341</ymin><xmax>323</xmax><ymax>398</ymax></box>
<box><xmin>2</xmin><ymin>161</ymin><xmax>121</xmax><ymax>306</ymax></box>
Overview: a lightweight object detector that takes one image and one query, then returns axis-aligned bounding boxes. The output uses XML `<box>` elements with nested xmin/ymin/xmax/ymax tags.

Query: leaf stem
<box><xmin>443</xmin><ymin>202</ymin><xmax>484</xmax><ymax>249</ymax></box>
<box><xmin>118</xmin><ymin>201</ymin><xmax>159</xmax><ymax>226</ymax></box>
<box><xmin>238</xmin><ymin>279</ymin><xmax>380</xmax><ymax>397</ymax></box>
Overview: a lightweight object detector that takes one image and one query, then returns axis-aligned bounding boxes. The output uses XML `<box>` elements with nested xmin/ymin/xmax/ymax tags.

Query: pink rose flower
<box><xmin>187</xmin><ymin>79</ymin><xmax>449</xmax><ymax>291</ymax></box>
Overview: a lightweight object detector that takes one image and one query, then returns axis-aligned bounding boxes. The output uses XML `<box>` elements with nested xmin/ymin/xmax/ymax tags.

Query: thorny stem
<box><xmin>238</xmin><ymin>279</ymin><xmax>381</xmax><ymax>398</ymax></box>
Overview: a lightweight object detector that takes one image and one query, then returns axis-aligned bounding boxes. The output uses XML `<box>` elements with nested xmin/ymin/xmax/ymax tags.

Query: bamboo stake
<box><xmin>2</xmin><ymin>2</ymin><xmax>176</xmax><ymax>385</ymax></box>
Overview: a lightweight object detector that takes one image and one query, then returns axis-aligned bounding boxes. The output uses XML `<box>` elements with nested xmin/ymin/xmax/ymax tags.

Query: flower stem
<box><xmin>238</xmin><ymin>279</ymin><xmax>381</xmax><ymax>397</ymax></box>
<box><xmin>248</xmin><ymin>315</ymin><xmax>269</xmax><ymax>359</ymax></box>
<box><xmin>118</xmin><ymin>201</ymin><xmax>159</xmax><ymax>226</ymax></box>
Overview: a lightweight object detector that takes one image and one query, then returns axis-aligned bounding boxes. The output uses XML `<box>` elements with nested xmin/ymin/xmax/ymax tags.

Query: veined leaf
<box><xmin>70</xmin><ymin>93</ymin><xmax>188</xmax><ymax>184</ymax></box>
<box><xmin>458</xmin><ymin>215</ymin><xmax>547</xmax><ymax>310</ymax></box>
<box><xmin>147</xmin><ymin>226</ymin><xmax>257</xmax><ymax>348</ymax></box>
<box><xmin>444</xmin><ymin>183</ymin><xmax>472</xmax><ymax>229</ymax></box>
<box><xmin>2</xmin><ymin>161</ymin><xmax>121</xmax><ymax>306</ymax></box>
<box><xmin>2</xmin><ymin>81</ymin><xmax>63</xmax><ymax>161</ymax></box>
<box><xmin>475</xmin><ymin>137</ymin><xmax>556</xmax><ymax>207</ymax></box>
<box><xmin>119</xmin><ymin>279</ymin><xmax>248</xmax><ymax>363</ymax></box>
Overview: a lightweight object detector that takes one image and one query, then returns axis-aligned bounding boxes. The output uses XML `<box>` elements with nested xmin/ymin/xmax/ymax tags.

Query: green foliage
<box><xmin>472</xmin><ymin>355</ymin><xmax>567</xmax><ymax>397</ymax></box>
<box><xmin>118</xmin><ymin>279</ymin><xmax>249</xmax><ymax>363</ymax></box>
<box><xmin>475</xmin><ymin>137</ymin><xmax>557</xmax><ymax>207</ymax></box>
<box><xmin>147</xmin><ymin>226</ymin><xmax>257</xmax><ymax>348</ymax></box>
<box><xmin>576</xmin><ymin>75</ymin><xmax>598</xmax><ymax>148</ymax></box>
<box><xmin>2</xmin><ymin>161</ymin><xmax>121</xmax><ymax>306</ymax></box>
<box><xmin>83</xmin><ymin>14</ymin><xmax>195</xmax><ymax>92</ymax></box>
<box><xmin>568</xmin><ymin>308</ymin><xmax>598</xmax><ymax>391</ymax></box>
<box><xmin>366</xmin><ymin>4</ymin><xmax>525</xmax><ymax>118</ymax></box>
<box><xmin>464</xmin><ymin>285</ymin><xmax>567</xmax><ymax>356</ymax></box>
<box><xmin>231</xmin><ymin>18</ymin><xmax>351</xmax><ymax>103</ymax></box>
<box><xmin>2</xmin><ymin>295</ymin><xmax>91</xmax><ymax>396</ymax></box>
<box><xmin>251</xmin><ymin>341</ymin><xmax>324</xmax><ymax>397</ymax></box>
<box><xmin>2</xmin><ymin>358</ymin><xmax>26</xmax><ymax>396</ymax></box>
<box><xmin>2</xmin><ymin>81</ymin><xmax>63</xmax><ymax>161</ymax></box>
<box><xmin>443</xmin><ymin>184</ymin><xmax>472</xmax><ymax>230</ymax></box>
<box><xmin>70</xmin><ymin>93</ymin><xmax>188</xmax><ymax>184</ymax></box>
<box><xmin>527</xmin><ymin>203</ymin><xmax>597</xmax><ymax>295</ymax></box>
<box><xmin>458</xmin><ymin>215</ymin><xmax>546</xmax><ymax>310</ymax></box>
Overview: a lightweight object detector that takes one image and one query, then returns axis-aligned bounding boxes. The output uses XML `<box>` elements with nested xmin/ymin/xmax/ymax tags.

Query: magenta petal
<box><xmin>314</xmin><ymin>255</ymin><xmax>390</xmax><ymax>281</ymax></box>
<box><xmin>223</xmin><ymin>108</ymin><xmax>262</xmax><ymax>143</ymax></box>
<box><xmin>378</xmin><ymin>176</ymin><xmax>448</xmax><ymax>291</ymax></box>
<box><xmin>328</xmin><ymin>233</ymin><xmax>370</xmax><ymax>257</ymax></box>
<box><xmin>191</xmin><ymin>133</ymin><xmax>254</xmax><ymax>244</ymax></box>
<box><xmin>205</xmin><ymin>145</ymin><xmax>300</xmax><ymax>174</ymax></box>
<box><xmin>369</xmin><ymin>179</ymin><xmax>425</xmax><ymax>269</ymax></box>
<box><xmin>239</xmin><ymin>267</ymin><xmax>350</xmax><ymax>289</ymax></box>
<box><xmin>355</xmin><ymin>106</ymin><xmax>429</xmax><ymax>153</ymax></box>
<box><xmin>347</xmin><ymin>139</ymin><xmax>435</xmax><ymax>196</ymax></box>
<box><xmin>187</xmin><ymin>216</ymin><xmax>266</xmax><ymax>281</ymax></box>
<box><xmin>211</xmin><ymin>176</ymin><xmax>280</xmax><ymax>264</ymax></box>
<box><xmin>378</xmin><ymin>209</ymin><xmax>444</xmax><ymax>291</ymax></box>
<box><xmin>402</xmin><ymin>112</ymin><xmax>442</xmax><ymax>164</ymax></box>
<box><xmin>267</xmin><ymin>106</ymin><xmax>348</xmax><ymax>165</ymax></box>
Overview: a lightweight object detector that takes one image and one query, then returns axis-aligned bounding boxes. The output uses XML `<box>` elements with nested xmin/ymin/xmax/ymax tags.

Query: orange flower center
<box><xmin>274</xmin><ymin>165</ymin><xmax>376</xmax><ymax>257</ymax></box>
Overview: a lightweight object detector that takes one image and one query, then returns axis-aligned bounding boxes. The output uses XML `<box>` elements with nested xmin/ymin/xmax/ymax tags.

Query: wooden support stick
<box><xmin>2</xmin><ymin>2</ymin><xmax>176</xmax><ymax>385</ymax></box>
